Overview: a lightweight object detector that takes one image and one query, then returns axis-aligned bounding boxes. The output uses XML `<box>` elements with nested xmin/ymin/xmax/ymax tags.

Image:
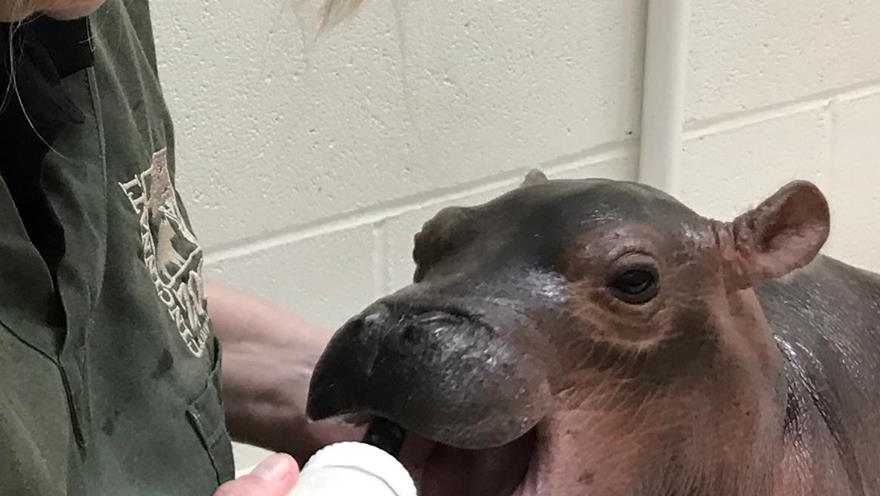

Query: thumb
<box><xmin>214</xmin><ymin>453</ymin><xmax>300</xmax><ymax>496</ymax></box>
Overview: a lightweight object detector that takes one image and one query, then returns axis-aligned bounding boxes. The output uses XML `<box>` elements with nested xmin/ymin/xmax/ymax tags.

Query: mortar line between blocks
<box><xmin>825</xmin><ymin>96</ymin><xmax>839</xmax><ymax>204</ymax></box>
<box><xmin>381</xmin><ymin>225</ymin><xmax>395</xmax><ymax>295</ymax></box>
<box><xmin>685</xmin><ymin>79</ymin><xmax>880</xmax><ymax>140</ymax></box>
<box><xmin>205</xmin><ymin>142</ymin><xmax>638</xmax><ymax>264</ymax></box>
<box><xmin>371</xmin><ymin>221</ymin><xmax>388</xmax><ymax>299</ymax></box>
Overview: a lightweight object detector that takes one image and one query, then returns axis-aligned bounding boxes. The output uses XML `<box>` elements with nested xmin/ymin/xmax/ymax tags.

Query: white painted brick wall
<box><xmin>687</xmin><ymin>0</ymin><xmax>880</xmax><ymax>123</ymax></box>
<box><xmin>825</xmin><ymin>91</ymin><xmax>880</xmax><ymax>270</ymax></box>
<box><xmin>680</xmin><ymin>108</ymin><xmax>830</xmax><ymax>220</ymax></box>
<box><xmin>151</xmin><ymin>0</ymin><xmax>880</xmax><ymax>471</ymax></box>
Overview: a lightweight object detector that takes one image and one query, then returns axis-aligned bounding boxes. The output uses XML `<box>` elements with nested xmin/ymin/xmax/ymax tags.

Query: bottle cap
<box><xmin>292</xmin><ymin>442</ymin><xmax>417</xmax><ymax>496</ymax></box>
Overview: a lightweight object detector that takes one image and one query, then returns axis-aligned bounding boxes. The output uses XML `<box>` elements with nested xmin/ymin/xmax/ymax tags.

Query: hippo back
<box><xmin>757</xmin><ymin>255</ymin><xmax>880</xmax><ymax>493</ymax></box>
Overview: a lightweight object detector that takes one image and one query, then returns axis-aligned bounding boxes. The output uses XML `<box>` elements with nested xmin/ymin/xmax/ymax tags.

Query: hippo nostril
<box><xmin>396</xmin><ymin>312</ymin><xmax>466</xmax><ymax>347</ymax></box>
<box><xmin>418</xmin><ymin>313</ymin><xmax>466</xmax><ymax>336</ymax></box>
<box><xmin>417</xmin><ymin>310</ymin><xmax>462</xmax><ymax>325</ymax></box>
<box><xmin>362</xmin><ymin>304</ymin><xmax>391</xmax><ymax>331</ymax></box>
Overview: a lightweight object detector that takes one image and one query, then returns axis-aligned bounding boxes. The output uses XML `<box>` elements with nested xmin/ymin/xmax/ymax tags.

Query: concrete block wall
<box><xmin>680</xmin><ymin>0</ymin><xmax>880</xmax><ymax>269</ymax></box>
<box><xmin>151</xmin><ymin>0</ymin><xmax>880</xmax><ymax>470</ymax></box>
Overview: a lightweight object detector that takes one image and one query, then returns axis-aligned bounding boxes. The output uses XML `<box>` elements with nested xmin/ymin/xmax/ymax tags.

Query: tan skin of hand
<box><xmin>214</xmin><ymin>453</ymin><xmax>300</xmax><ymax>496</ymax></box>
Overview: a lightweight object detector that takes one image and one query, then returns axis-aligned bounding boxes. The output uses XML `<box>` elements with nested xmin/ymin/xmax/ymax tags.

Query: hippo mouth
<box><xmin>308</xmin><ymin>303</ymin><xmax>552</xmax><ymax>495</ymax></box>
<box><xmin>347</xmin><ymin>415</ymin><xmax>540</xmax><ymax>496</ymax></box>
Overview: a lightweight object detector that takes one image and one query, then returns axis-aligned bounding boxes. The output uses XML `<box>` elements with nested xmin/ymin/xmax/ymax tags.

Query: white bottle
<box><xmin>289</xmin><ymin>442</ymin><xmax>418</xmax><ymax>496</ymax></box>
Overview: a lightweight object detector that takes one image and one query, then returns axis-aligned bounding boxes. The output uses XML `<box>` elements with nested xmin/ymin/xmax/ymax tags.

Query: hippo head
<box><xmin>307</xmin><ymin>172</ymin><xmax>830</xmax><ymax>496</ymax></box>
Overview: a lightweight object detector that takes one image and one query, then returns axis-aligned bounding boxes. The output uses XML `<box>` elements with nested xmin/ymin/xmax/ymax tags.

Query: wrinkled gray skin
<box><xmin>308</xmin><ymin>172</ymin><xmax>880</xmax><ymax>496</ymax></box>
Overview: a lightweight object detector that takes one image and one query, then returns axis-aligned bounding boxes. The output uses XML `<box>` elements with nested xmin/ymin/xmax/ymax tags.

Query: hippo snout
<box><xmin>307</xmin><ymin>302</ymin><xmax>552</xmax><ymax>449</ymax></box>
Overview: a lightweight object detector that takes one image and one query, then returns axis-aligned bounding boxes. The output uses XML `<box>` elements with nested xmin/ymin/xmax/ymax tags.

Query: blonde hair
<box><xmin>320</xmin><ymin>0</ymin><xmax>364</xmax><ymax>29</ymax></box>
<box><xmin>1</xmin><ymin>0</ymin><xmax>38</xmax><ymax>22</ymax></box>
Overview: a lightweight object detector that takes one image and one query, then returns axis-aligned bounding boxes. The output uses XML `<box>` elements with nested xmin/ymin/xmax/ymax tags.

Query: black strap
<box><xmin>32</xmin><ymin>16</ymin><xmax>93</xmax><ymax>78</ymax></box>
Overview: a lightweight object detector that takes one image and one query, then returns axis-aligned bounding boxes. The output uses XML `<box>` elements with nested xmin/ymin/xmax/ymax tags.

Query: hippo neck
<box><xmin>758</xmin><ymin>255</ymin><xmax>880</xmax><ymax>495</ymax></box>
<box><xmin>774</xmin><ymin>355</ymin><xmax>867</xmax><ymax>495</ymax></box>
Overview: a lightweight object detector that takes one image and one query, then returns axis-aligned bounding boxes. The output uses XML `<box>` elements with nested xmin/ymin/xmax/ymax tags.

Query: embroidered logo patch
<box><xmin>119</xmin><ymin>149</ymin><xmax>210</xmax><ymax>357</ymax></box>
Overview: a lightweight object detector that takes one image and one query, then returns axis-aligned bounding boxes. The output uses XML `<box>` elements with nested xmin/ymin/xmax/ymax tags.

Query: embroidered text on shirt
<box><xmin>118</xmin><ymin>149</ymin><xmax>210</xmax><ymax>357</ymax></box>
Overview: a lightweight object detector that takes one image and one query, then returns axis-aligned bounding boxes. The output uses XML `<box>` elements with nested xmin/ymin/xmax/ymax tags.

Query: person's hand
<box><xmin>214</xmin><ymin>453</ymin><xmax>299</xmax><ymax>496</ymax></box>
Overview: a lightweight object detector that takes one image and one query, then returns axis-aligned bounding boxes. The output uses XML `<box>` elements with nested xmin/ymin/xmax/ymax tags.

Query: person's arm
<box><xmin>206</xmin><ymin>282</ymin><xmax>362</xmax><ymax>463</ymax></box>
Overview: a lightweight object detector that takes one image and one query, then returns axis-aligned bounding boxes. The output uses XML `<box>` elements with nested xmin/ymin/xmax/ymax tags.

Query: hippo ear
<box><xmin>521</xmin><ymin>169</ymin><xmax>549</xmax><ymax>188</ymax></box>
<box><xmin>727</xmin><ymin>181</ymin><xmax>830</xmax><ymax>287</ymax></box>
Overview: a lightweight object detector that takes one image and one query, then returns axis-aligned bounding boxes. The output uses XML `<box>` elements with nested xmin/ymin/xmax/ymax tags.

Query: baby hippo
<box><xmin>307</xmin><ymin>171</ymin><xmax>880</xmax><ymax>496</ymax></box>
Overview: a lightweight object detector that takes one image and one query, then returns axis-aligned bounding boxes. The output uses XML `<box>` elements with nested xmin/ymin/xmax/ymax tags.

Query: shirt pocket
<box><xmin>186</xmin><ymin>336</ymin><xmax>235</xmax><ymax>485</ymax></box>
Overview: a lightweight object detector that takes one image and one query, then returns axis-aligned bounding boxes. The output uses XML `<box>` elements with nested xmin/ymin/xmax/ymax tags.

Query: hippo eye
<box><xmin>608</xmin><ymin>266</ymin><xmax>658</xmax><ymax>305</ymax></box>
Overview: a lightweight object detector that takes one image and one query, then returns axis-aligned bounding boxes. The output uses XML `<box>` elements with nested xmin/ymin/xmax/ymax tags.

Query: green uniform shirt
<box><xmin>0</xmin><ymin>1</ymin><xmax>235</xmax><ymax>494</ymax></box>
